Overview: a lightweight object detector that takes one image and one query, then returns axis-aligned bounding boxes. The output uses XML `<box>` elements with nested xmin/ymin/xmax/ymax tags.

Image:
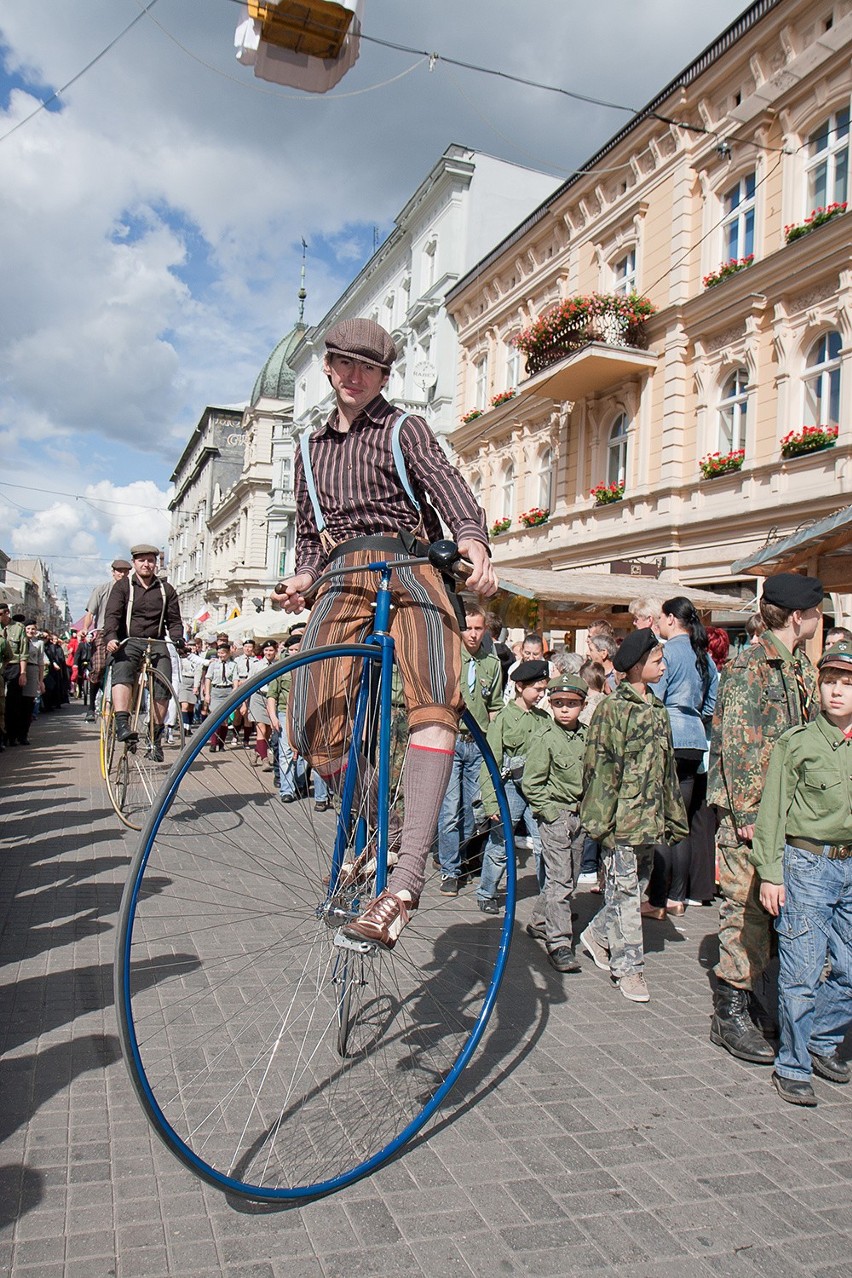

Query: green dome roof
<box><xmin>251</xmin><ymin>324</ymin><xmax>307</xmax><ymax>406</ymax></box>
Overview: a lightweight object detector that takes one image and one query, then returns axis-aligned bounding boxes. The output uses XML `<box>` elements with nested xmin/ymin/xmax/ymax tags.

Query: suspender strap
<box><xmin>125</xmin><ymin>575</ymin><xmax>167</xmax><ymax>639</ymax></box>
<box><xmin>299</xmin><ymin>411</ymin><xmax>420</xmax><ymax>535</ymax></box>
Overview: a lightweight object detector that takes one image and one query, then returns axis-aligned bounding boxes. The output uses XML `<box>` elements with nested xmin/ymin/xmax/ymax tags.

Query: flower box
<box><xmin>785</xmin><ymin>203</ymin><xmax>847</xmax><ymax>244</ymax></box>
<box><xmin>519</xmin><ymin>507</ymin><xmax>549</xmax><ymax>528</ymax></box>
<box><xmin>461</xmin><ymin>408</ymin><xmax>484</xmax><ymax>424</ymax></box>
<box><xmin>703</xmin><ymin>256</ymin><xmax>753</xmax><ymax>289</ymax></box>
<box><xmin>591</xmin><ymin>482</ymin><xmax>624</xmax><ymax>507</ymax></box>
<box><xmin>514</xmin><ymin>293</ymin><xmax>654</xmax><ymax>377</ymax></box>
<box><xmin>780</xmin><ymin>424</ymin><xmax>839</xmax><ymax>459</ymax></box>
<box><xmin>699</xmin><ymin>449</ymin><xmax>745</xmax><ymax>479</ymax></box>
<box><xmin>490</xmin><ymin>389</ymin><xmax>517</xmax><ymax>408</ymax></box>
<box><xmin>490</xmin><ymin>517</ymin><xmax>511</xmax><ymax>535</ymax></box>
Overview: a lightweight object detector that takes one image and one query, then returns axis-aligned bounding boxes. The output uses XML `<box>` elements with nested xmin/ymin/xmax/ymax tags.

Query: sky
<box><xmin>0</xmin><ymin>0</ymin><xmax>750</xmax><ymax>615</ymax></box>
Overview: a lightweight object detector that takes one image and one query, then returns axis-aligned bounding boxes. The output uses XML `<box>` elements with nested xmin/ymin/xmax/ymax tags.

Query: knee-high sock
<box><xmin>387</xmin><ymin>744</ymin><xmax>454</xmax><ymax>900</ymax></box>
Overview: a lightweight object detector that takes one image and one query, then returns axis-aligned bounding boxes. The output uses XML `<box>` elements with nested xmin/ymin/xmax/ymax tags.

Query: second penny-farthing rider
<box><xmin>273</xmin><ymin>318</ymin><xmax>497</xmax><ymax>949</ymax></box>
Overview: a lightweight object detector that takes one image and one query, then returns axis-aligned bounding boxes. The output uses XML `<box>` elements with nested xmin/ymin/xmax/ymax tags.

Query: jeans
<box><xmin>774</xmin><ymin>842</ymin><xmax>852</xmax><ymax>1082</ymax></box>
<box><xmin>312</xmin><ymin>769</ymin><xmax>328</xmax><ymax>803</ymax></box>
<box><xmin>477</xmin><ymin>779</ymin><xmax>541</xmax><ymax>901</ymax></box>
<box><xmin>277</xmin><ymin>732</ymin><xmax>307</xmax><ymax>799</ymax></box>
<box><xmin>436</xmin><ymin>735</ymin><xmax>483</xmax><ymax>878</ymax></box>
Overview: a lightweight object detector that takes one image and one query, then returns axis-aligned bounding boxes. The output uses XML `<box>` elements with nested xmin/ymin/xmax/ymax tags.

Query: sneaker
<box><xmin>579</xmin><ymin>926</ymin><xmax>610</xmax><ymax>972</ymax></box>
<box><xmin>341</xmin><ymin>890</ymin><xmax>417</xmax><ymax>951</ymax></box>
<box><xmin>548</xmin><ymin>946</ymin><xmax>582</xmax><ymax>974</ymax></box>
<box><xmin>577</xmin><ymin>872</ymin><xmax>598</xmax><ymax>885</ymax></box>
<box><xmin>618</xmin><ymin>972</ymin><xmax>650</xmax><ymax>1003</ymax></box>
<box><xmin>440</xmin><ymin>876</ymin><xmax>459</xmax><ymax>896</ymax></box>
<box><xmin>85</xmin><ymin>713</ymin><xmax>96</xmax><ymax>723</ymax></box>
<box><xmin>314</xmin><ymin>799</ymin><xmax>330</xmax><ymax>812</ymax></box>
<box><xmin>477</xmin><ymin>896</ymin><xmax>500</xmax><ymax>915</ymax></box>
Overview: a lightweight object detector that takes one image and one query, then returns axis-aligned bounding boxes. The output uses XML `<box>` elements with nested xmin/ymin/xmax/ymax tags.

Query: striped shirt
<box><xmin>294</xmin><ymin>395</ymin><xmax>488</xmax><ymax>583</ymax></box>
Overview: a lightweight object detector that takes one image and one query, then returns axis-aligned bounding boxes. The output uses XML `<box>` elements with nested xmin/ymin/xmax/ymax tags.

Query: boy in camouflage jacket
<box><xmin>579</xmin><ymin>629</ymin><xmax>687</xmax><ymax>1003</ymax></box>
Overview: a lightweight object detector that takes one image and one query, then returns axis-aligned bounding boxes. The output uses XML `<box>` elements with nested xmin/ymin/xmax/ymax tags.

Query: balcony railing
<box><xmin>519</xmin><ymin>295</ymin><xmax>653</xmax><ymax>377</ymax></box>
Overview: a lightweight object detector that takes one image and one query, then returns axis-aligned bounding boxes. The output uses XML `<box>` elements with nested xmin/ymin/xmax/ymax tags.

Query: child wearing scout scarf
<box><xmin>579</xmin><ymin>628</ymin><xmax>688</xmax><ymax>1003</ymax></box>
<box><xmin>751</xmin><ymin>640</ymin><xmax>852</xmax><ymax>1107</ymax></box>
<box><xmin>522</xmin><ymin>673</ymin><xmax>589</xmax><ymax>973</ymax></box>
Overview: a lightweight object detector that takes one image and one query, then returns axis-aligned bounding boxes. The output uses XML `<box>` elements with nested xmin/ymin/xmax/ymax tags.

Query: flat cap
<box><xmin>547</xmin><ymin>674</ymin><xmax>587</xmax><ymax>698</ymax></box>
<box><xmin>111</xmin><ymin>558</ymin><xmax>132</xmax><ymax>570</ymax></box>
<box><xmin>325</xmin><ymin>318</ymin><xmax>396</xmax><ymax>370</ymax></box>
<box><xmin>818</xmin><ymin>640</ymin><xmax>852</xmax><ymax>671</ymax></box>
<box><xmin>762</xmin><ymin>572</ymin><xmax>823</xmax><ymax>611</ymax></box>
<box><xmin>512</xmin><ymin>659</ymin><xmax>549</xmax><ymax>684</ymax></box>
<box><xmin>612</xmin><ymin>628</ymin><xmax>660</xmax><ymax>673</ymax></box>
<box><xmin>130</xmin><ymin>543</ymin><xmax>159</xmax><ymax>558</ymax></box>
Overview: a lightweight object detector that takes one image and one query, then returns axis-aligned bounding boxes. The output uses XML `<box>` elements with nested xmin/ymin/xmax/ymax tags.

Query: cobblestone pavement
<box><xmin>1</xmin><ymin>705</ymin><xmax>851</xmax><ymax>1278</ymax></box>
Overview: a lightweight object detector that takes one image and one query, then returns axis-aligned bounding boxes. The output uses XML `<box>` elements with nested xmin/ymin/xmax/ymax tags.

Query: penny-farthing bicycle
<box><xmin>115</xmin><ymin>541</ymin><xmax>516</xmax><ymax>1200</ymax></box>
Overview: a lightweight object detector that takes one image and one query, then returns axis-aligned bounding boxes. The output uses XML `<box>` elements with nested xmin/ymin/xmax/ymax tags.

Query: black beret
<box><xmin>612</xmin><ymin>628</ymin><xmax>660</xmax><ymax>673</ymax></box>
<box><xmin>325</xmin><ymin>318</ymin><xmax>396</xmax><ymax>370</ymax></box>
<box><xmin>761</xmin><ymin>572</ymin><xmax>823</xmax><ymax>611</ymax></box>
<box><xmin>512</xmin><ymin>659</ymin><xmax>549</xmax><ymax>684</ymax></box>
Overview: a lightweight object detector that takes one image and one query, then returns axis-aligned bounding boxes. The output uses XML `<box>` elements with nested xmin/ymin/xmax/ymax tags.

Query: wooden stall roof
<box><xmin>731</xmin><ymin>504</ymin><xmax>852</xmax><ymax>592</ymax></box>
<box><xmin>492</xmin><ymin>565</ymin><xmax>749</xmax><ymax>629</ymax></box>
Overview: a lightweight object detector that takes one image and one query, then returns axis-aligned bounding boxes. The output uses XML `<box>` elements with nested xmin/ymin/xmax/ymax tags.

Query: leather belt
<box><xmin>329</xmin><ymin>534</ymin><xmax>427</xmax><ymax>561</ymax></box>
<box><xmin>789</xmin><ymin>837</ymin><xmax>852</xmax><ymax>860</ymax></box>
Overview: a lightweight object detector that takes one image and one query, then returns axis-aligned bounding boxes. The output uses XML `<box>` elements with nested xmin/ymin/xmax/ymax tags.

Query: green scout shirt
<box><xmin>523</xmin><ymin>720</ymin><xmax>587</xmax><ymax>824</ymax></box>
<box><xmin>750</xmin><ymin>714</ymin><xmax>852</xmax><ymax>885</ymax></box>
<box><xmin>266</xmin><ymin>671</ymin><xmax>293</xmax><ymax>716</ymax></box>
<box><xmin>479</xmin><ymin>701</ymin><xmax>550</xmax><ymax>817</ymax></box>
<box><xmin>707</xmin><ymin>631</ymin><xmax>817</xmax><ymax>826</ymax></box>
<box><xmin>460</xmin><ymin>646</ymin><xmax>503</xmax><ymax>731</ymax></box>
<box><xmin>3</xmin><ymin>620</ymin><xmax>28</xmax><ymax>669</ymax></box>
<box><xmin>580</xmin><ymin>682</ymin><xmax>688</xmax><ymax>848</ymax></box>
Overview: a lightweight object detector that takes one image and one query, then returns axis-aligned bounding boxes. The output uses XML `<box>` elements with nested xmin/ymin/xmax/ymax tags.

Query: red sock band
<box><xmin>408</xmin><ymin>744</ymin><xmax>455</xmax><ymax>756</ymax></box>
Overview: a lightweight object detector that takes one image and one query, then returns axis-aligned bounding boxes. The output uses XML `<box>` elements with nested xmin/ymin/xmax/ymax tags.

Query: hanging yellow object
<box><xmin>246</xmin><ymin>1</ymin><xmax>355</xmax><ymax>60</ymax></box>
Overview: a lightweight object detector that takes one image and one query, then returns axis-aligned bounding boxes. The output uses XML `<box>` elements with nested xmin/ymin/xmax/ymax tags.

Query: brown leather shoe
<box><xmin>341</xmin><ymin>890</ymin><xmax>418</xmax><ymax>950</ymax></box>
<box><xmin>640</xmin><ymin>901</ymin><xmax>666</xmax><ymax>920</ymax></box>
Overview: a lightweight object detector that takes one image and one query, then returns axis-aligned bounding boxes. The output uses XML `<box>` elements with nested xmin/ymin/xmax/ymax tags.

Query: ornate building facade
<box><xmin>446</xmin><ymin>0</ymin><xmax>852</xmax><ymax>621</ymax></box>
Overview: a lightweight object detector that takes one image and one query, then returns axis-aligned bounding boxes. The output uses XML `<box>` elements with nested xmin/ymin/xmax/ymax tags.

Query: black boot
<box><xmin>115</xmin><ymin>712</ymin><xmax>137</xmax><ymax>743</ymax></box>
<box><xmin>146</xmin><ymin>725</ymin><xmax>165</xmax><ymax>763</ymax></box>
<box><xmin>710</xmin><ymin>980</ymin><xmax>775</xmax><ymax>1064</ymax></box>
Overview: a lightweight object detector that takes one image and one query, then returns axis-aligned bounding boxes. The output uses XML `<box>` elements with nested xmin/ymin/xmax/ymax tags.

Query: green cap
<box><xmin>818</xmin><ymin>639</ymin><xmax>852</xmax><ymax>671</ymax></box>
<box><xmin>547</xmin><ymin>673</ymin><xmax>587</xmax><ymax>698</ymax></box>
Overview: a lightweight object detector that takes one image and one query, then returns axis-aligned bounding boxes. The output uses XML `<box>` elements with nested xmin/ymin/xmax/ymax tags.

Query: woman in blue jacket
<box><xmin>644</xmin><ymin>596</ymin><xmax>718</xmax><ymax>916</ymax></box>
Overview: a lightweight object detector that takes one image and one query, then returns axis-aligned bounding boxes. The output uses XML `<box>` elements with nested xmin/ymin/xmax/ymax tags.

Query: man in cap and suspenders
<box><xmin>103</xmin><ymin>545</ymin><xmax>186</xmax><ymax>761</ymax></box>
<box><xmin>274</xmin><ymin>318</ymin><xmax>496</xmax><ymax>949</ymax></box>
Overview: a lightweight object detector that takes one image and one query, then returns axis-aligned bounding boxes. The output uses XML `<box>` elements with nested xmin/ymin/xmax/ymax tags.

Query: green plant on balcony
<box><xmin>780</xmin><ymin>424</ymin><xmax>839</xmax><ymax>458</ymax></box>
<box><xmin>785</xmin><ymin>202</ymin><xmax>847</xmax><ymax>243</ymax></box>
<box><xmin>513</xmin><ymin>293</ymin><xmax>654</xmax><ymax>376</ymax></box>
<box><xmin>699</xmin><ymin>448</ymin><xmax>745</xmax><ymax>478</ymax></box>
<box><xmin>461</xmin><ymin>408</ymin><xmax>484</xmax><ymax>424</ymax></box>
<box><xmin>490</xmin><ymin>388</ymin><xmax>517</xmax><ymax>408</ymax></box>
<box><xmin>703</xmin><ymin>256</ymin><xmax>754</xmax><ymax>288</ymax></box>
<box><xmin>591</xmin><ymin>481</ymin><xmax>624</xmax><ymax>507</ymax></box>
<box><xmin>519</xmin><ymin>506</ymin><xmax>549</xmax><ymax>528</ymax></box>
<box><xmin>490</xmin><ymin>516</ymin><xmax>511</xmax><ymax>535</ymax></box>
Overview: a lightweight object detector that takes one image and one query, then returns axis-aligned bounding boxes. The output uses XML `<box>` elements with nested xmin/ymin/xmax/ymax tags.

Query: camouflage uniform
<box><xmin>707</xmin><ymin>632</ymin><xmax>817</xmax><ymax>990</ymax></box>
<box><xmin>523</xmin><ymin>719</ymin><xmax>587</xmax><ymax>950</ymax></box>
<box><xmin>580</xmin><ymin>684</ymin><xmax>688</xmax><ymax>977</ymax></box>
<box><xmin>2</xmin><ymin>618</ymin><xmax>28</xmax><ymax>747</ymax></box>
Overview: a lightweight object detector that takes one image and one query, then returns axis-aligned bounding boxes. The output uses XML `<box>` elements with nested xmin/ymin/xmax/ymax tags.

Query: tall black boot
<box><xmin>710</xmin><ymin>979</ymin><xmax>775</xmax><ymax>1064</ymax></box>
<box><xmin>115</xmin><ymin>711</ymin><xmax>136</xmax><ymax>742</ymax></box>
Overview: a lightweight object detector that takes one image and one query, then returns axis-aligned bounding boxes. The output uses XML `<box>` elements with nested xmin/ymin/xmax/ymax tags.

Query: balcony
<box><xmin>515</xmin><ymin>293</ymin><xmax>658</xmax><ymax>404</ymax></box>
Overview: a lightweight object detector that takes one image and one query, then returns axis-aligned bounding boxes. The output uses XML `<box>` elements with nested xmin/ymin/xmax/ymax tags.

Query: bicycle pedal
<box><xmin>333</xmin><ymin>932</ymin><xmax>377</xmax><ymax>955</ymax></box>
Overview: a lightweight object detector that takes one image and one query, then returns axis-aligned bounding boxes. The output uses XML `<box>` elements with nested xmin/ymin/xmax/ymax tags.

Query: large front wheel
<box><xmin>115</xmin><ymin>643</ymin><xmax>516</xmax><ymax>1199</ymax></box>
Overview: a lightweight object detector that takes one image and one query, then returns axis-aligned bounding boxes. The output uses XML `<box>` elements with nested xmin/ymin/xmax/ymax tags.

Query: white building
<box><xmin>290</xmin><ymin>145</ymin><xmax>561</xmax><ymax>443</ymax></box>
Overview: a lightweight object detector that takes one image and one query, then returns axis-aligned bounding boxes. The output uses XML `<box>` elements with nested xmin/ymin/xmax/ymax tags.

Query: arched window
<box><xmin>804</xmin><ymin>331</ymin><xmax>842</xmax><ymax>426</ymax></box>
<box><xmin>501</xmin><ymin>461</ymin><xmax>515</xmax><ymax>520</ymax></box>
<box><xmin>505</xmin><ymin>339</ymin><xmax>521</xmax><ymax>389</ymax></box>
<box><xmin>722</xmin><ymin>172</ymin><xmax>756</xmax><ymax>260</ymax></box>
<box><xmin>469</xmin><ymin>471</ymin><xmax>483</xmax><ymax>505</ymax></box>
<box><xmin>718</xmin><ymin>369</ymin><xmax>749</xmax><ymax>452</ymax></box>
<box><xmin>538</xmin><ymin>447</ymin><xmax>554</xmax><ymax>511</ymax></box>
<box><xmin>607</xmin><ymin>414</ymin><xmax>629</xmax><ymax>487</ymax></box>
<box><xmin>806</xmin><ymin>108</ymin><xmax>849</xmax><ymax>210</ymax></box>
<box><xmin>613</xmin><ymin>248</ymin><xmax>637</xmax><ymax>295</ymax></box>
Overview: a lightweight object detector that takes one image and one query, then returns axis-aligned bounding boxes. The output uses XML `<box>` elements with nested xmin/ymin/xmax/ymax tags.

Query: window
<box><xmin>613</xmin><ymin>249</ymin><xmax>637</xmax><ymax>295</ymax></box>
<box><xmin>470</xmin><ymin>471</ymin><xmax>483</xmax><ymax>505</ymax></box>
<box><xmin>718</xmin><ymin>369</ymin><xmax>749</xmax><ymax>452</ymax></box>
<box><xmin>538</xmin><ymin>447</ymin><xmax>554</xmax><ymax>510</ymax></box>
<box><xmin>722</xmin><ymin>172</ymin><xmax>756</xmax><ymax>260</ymax></box>
<box><xmin>279</xmin><ymin>457</ymin><xmax>292</xmax><ymax>492</ymax></box>
<box><xmin>607</xmin><ymin>413</ymin><xmax>628</xmax><ymax>487</ymax></box>
<box><xmin>423</xmin><ymin>237</ymin><xmax>437</xmax><ymax>292</ymax></box>
<box><xmin>474</xmin><ymin>355</ymin><xmax>489</xmax><ymax>410</ymax></box>
<box><xmin>506</xmin><ymin>341</ymin><xmax>521</xmax><ymax>389</ymax></box>
<box><xmin>806</xmin><ymin>108</ymin><xmax>849</xmax><ymax>209</ymax></box>
<box><xmin>501</xmin><ymin>461</ymin><xmax>515</xmax><ymax>519</ymax></box>
<box><xmin>804</xmin><ymin>331</ymin><xmax>842</xmax><ymax>426</ymax></box>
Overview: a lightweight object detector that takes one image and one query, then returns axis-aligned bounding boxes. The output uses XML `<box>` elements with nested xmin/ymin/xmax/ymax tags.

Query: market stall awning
<box><xmin>216</xmin><ymin>607</ymin><xmax>310</xmax><ymax>643</ymax></box>
<box><xmin>491</xmin><ymin>565</ymin><xmax>749</xmax><ymax>630</ymax></box>
<box><xmin>731</xmin><ymin>503</ymin><xmax>852</xmax><ymax>592</ymax></box>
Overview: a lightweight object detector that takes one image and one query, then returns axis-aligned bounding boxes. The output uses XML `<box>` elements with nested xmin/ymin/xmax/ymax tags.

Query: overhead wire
<box><xmin>0</xmin><ymin>480</ymin><xmax>169</xmax><ymax>512</ymax></box>
<box><xmin>0</xmin><ymin>0</ymin><xmax>161</xmax><ymax>146</ymax></box>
